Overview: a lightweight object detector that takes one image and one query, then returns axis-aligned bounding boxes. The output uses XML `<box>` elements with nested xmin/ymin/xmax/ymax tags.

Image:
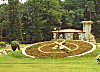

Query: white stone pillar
<box><xmin>53</xmin><ymin>33</ymin><xmax>57</xmax><ymax>40</ymax></box>
<box><xmin>81</xmin><ymin>21</ymin><xmax>94</xmax><ymax>41</ymax></box>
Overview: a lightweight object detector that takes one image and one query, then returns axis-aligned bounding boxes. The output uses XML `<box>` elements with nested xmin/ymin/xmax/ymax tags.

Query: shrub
<box><xmin>8</xmin><ymin>51</ymin><xmax>25</xmax><ymax>58</ymax></box>
<box><xmin>0</xmin><ymin>41</ymin><xmax>6</xmax><ymax>48</ymax></box>
<box><xmin>10</xmin><ymin>41</ymin><xmax>20</xmax><ymax>51</ymax></box>
<box><xmin>10</xmin><ymin>41</ymin><xmax>19</xmax><ymax>46</ymax></box>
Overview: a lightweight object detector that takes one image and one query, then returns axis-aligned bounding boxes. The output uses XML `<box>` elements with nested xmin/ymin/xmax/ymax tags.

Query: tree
<box><xmin>0</xmin><ymin>0</ymin><xmax>97</xmax><ymax>42</ymax></box>
<box><xmin>0</xmin><ymin>4</ymin><xmax>8</xmax><ymax>41</ymax></box>
<box><xmin>60</xmin><ymin>0</ymin><xmax>84</xmax><ymax>29</ymax></box>
<box><xmin>22</xmin><ymin>0</ymin><xmax>62</xmax><ymax>42</ymax></box>
<box><xmin>7</xmin><ymin>0</ymin><xmax>22</xmax><ymax>41</ymax></box>
<box><xmin>93</xmin><ymin>0</ymin><xmax>100</xmax><ymax>42</ymax></box>
<box><xmin>22</xmin><ymin>0</ymin><xmax>45</xmax><ymax>42</ymax></box>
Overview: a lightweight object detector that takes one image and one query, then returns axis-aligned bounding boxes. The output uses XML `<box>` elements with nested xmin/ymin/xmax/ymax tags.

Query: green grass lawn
<box><xmin>0</xmin><ymin>43</ymin><xmax>100</xmax><ymax>72</ymax></box>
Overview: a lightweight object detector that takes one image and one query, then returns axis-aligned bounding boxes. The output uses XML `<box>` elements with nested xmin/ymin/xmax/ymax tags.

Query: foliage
<box><xmin>0</xmin><ymin>0</ymin><xmax>99</xmax><ymax>42</ymax></box>
<box><xmin>22</xmin><ymin>0</ymin><xmax>62</xmax><ymax>41</ymax></box>
<box><xmin>0</xmin><ymin>41</ymin><xmax>6</xmax><ymax>47</ymax></box>
<box><xmin>7</xmin><ymin>0</ymin><xmax>23</xmax><ymax>41</ymax></box>
<box><xmin>10</xmin><ymin>40</ymin><xmax>20</xmax><ymax>51</ymax></box>
<box><xmin>10</xmin><ymin>41</ymin><xmax>19</xmax><ymax>46</ymax></box>
<box><xmin>0</xmin><ymin>4</ymin><xmax>9</xmax><ymax>39</ymax></box>
<box><xmin>93</xmin><ymin>0</ymin><xmax>100</xmax><ymax>42</ymax></box>
<box><xmin>8</xmin><ymin>50</ymin><xmax>26</xmax><ymax>58</ymax></box>
<box><xmin>0</xmin><ymin>4</ymin><xmax>8</xmax><ymax>28</ymax></box>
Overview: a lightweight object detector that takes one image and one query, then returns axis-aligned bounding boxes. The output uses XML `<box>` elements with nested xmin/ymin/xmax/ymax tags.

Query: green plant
<box><xmin>0</xmin><ymin>41</ymin><xmax>6</xmax><ymax>48</ymax></box>
<box><xmin>10</xmin><ymin>41</ymin><xmax>20</xmax><ymax>51</ymax></box>
<box><xmin>8</xmin><ymin>50</ymin><xmax>26</xmax><ymax>58</ymax></box>
<box><xmin>10</xmin><ymin>41</ymin><xmax>19</xmax><ymax>46</ymax></box>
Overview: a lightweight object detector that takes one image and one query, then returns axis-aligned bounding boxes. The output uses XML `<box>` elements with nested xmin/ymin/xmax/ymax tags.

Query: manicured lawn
<box><xmin>0</xmin><ymin>43</ymin><xmax>100</xmax><ymax>72</ymax></box>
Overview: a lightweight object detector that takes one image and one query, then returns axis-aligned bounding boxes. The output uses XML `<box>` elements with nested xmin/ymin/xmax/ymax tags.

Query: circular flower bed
<box><xmin>22</xmin><ymin>40</ymin><xmax>96</xmax><ymax>58</ymax></box>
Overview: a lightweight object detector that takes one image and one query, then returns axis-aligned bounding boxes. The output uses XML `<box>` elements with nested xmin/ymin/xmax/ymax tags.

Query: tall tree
<box><xmin>7</xmin><ymin>0</ymin><xmax>22</xmax><ymax>41</ymax></box>
<box><xmin>0</xmin><ymin>4</ymin><xmax>8</xmax><ymax>41</ymax></box>
<box><xmin>22</xmin><ymin>0</ymin><xmax>62</xmax><ymax>42</ymax></box>
<box><xmin>60</xmin><ymin>0</ymin><xmax>84</xmax><ymax>29</ymax></box>
<box><xmin>93</xmin><ymin>0</ymin><xmax>100</xmax><ymax>42</ymax></box>
<box><xmin>22</xmin><ymin>0</ymin><xmax>45</xmax><ymax>41</ymax></box>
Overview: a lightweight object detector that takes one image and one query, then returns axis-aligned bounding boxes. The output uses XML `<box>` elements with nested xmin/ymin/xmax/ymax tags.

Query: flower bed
<box><xmin>25</xmin><ymin>40</ymin><xmax>93</xmax><ymax>58</ymax></box>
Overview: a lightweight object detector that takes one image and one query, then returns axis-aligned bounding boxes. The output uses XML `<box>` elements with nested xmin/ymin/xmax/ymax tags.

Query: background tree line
<box><xmin>0</xmin><ymin>0</ymin><xmax>100</xmax><ymax>43</ymax></box>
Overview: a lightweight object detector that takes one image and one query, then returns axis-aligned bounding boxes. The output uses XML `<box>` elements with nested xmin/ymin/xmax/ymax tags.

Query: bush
<box><xmin>0</xmin><ymin>41</ymin><xmax>6</xmax><ymax>48</ymax></box>
<box><xmin>8</xmin><ymin>51</ymin><xmax>25</xmax><ymax>58</ymax></box>
<box><xmin>10</xmin><ymin>41</ymin><xmax>19</xmax><ymax>46</ymax></box>
<box><xmin>10</xmin><ymin>41</ymin><xmax>20</xmax><ymax>51</ymax></box>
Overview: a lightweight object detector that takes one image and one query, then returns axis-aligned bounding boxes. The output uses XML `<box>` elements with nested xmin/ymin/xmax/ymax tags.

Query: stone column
<box><xmin>53</xmin><ymin>33</ymin><xmax>57</xmax><ymax>40</ymax></box>
<box><xmin>81</xmin><ymin>21</ymin><xmax>94</xmax><ymax>41</ymax></box>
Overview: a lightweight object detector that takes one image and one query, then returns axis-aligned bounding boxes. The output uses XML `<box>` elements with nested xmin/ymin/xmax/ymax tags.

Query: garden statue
<box><xmin>11</xmin><ymin>41</ymin><xmax>20</xmax><ymax>51</ymax></box>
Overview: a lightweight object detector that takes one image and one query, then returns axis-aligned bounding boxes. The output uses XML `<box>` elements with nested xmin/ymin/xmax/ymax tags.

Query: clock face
<box><xmin>24</xmin><ymin>40</ymin><xmax>94</xmax><ymax>58</ymax></box>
